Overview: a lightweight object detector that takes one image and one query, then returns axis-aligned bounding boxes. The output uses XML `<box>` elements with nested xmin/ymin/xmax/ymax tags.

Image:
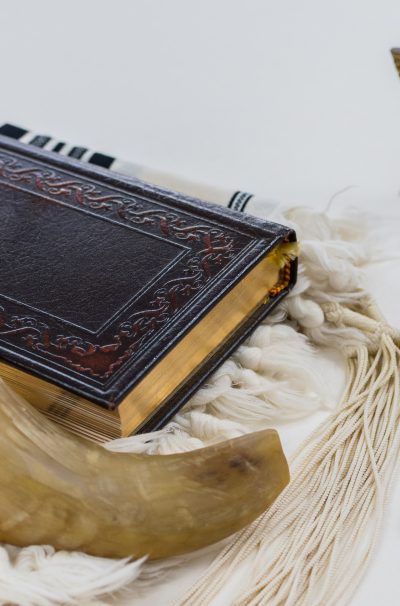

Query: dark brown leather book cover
<box><xmin>0</xmin><ymin>135</ymin><xmax>297</xmax><ymax>431</ymax></box>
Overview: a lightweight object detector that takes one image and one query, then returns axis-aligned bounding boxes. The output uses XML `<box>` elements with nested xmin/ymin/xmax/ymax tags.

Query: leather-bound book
<box><xmin>0</xmin><ymin>135</ymin><xmax>297</xmax><ymax>442</ymax></box>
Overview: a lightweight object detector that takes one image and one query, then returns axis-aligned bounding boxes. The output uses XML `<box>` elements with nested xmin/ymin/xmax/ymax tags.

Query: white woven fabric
<box><xmin>1</xmin><ymin>127</ymin><xmax>395</xmax><ymax>606</ymax></box>
<box><xmin>0</xmin><ymin>201</ymin><xmax>375</xmax><ymax>606</ymax></box>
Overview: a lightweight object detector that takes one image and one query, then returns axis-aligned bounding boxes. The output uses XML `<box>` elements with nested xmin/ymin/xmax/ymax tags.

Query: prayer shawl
<box><xmin>0</xmin><ymin>123</ymin><xmax>399</xmax><ymax>606</ymax></box>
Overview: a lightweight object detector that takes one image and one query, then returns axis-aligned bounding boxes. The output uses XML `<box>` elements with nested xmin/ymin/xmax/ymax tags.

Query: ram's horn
<box><xmin>0</xmin><ymin>380</ymin><xmax>289</xmax><ymax>559</ymax></box>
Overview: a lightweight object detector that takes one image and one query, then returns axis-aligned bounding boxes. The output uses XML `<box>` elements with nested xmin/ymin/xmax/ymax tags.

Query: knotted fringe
<box><xmin>176</xmin><ymin>298</ymin><xmax>400</xmax><ymax>606</ymax></box>
<box><xmin>0</xmin><ymin>546</ymin><xmax>146</xmax><ymax>606</ymax></box>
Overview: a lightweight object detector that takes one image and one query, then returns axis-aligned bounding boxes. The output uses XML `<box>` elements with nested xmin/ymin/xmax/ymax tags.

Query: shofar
<box><xmin>0</xmin><ymin>380</ymin><xmax>289</xmax><ymax>559</ymax></box>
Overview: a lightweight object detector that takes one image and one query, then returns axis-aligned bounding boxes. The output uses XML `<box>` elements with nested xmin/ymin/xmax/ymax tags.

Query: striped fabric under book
<box><xmin>0</xmin><ymin>122</ymin><xmax>263</xmax><ymax>214</ymax></box>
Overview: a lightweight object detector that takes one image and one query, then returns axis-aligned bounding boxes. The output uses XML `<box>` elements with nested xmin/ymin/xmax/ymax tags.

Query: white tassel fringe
<box><xmin>0</xmin><ymin>545</ymin><xmax>145</xmax><ymax>606</ymax></box>
<box><xmin>176</xmin><ymin>303</ymin><xmax>400</xmax><ymax>606</ymax></box>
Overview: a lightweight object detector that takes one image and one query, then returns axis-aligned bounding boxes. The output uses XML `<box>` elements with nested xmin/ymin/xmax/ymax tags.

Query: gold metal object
<box><xmin>391</xmin><ymin>48</ymin><xmax>400</xmax><ymax>77</ymax></box>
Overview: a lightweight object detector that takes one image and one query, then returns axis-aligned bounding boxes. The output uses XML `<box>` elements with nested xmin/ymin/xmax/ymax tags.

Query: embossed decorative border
<box><xmin>0</xmin><ymin>151</ymin><xmax>245</xmax><ymax>382</ymax></box>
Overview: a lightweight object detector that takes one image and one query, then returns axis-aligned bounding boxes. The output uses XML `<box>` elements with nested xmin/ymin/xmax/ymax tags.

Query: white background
<box><xmin>1</xmin><ymin>1</ymin><xmax>400</xmax><ymax>604</ymax></box>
